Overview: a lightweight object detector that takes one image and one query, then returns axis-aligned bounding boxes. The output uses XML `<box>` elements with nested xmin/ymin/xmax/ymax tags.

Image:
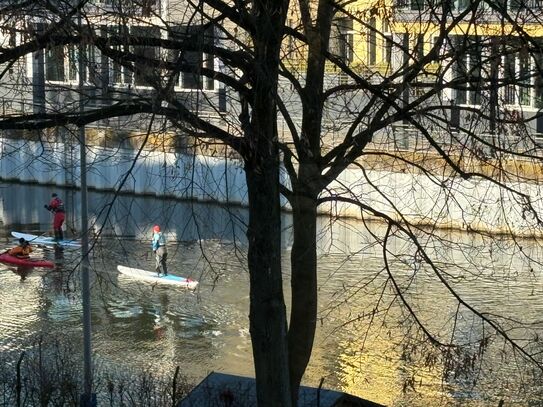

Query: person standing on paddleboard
<box><xmin>152</xmin><ymin>225</ymin><xmax>168</xmax><ymax>276</ymax></box>
<box><xmin>44</xmin><ymin>193</ymin><xmax>65</xmax><ymax>241</ymax></box>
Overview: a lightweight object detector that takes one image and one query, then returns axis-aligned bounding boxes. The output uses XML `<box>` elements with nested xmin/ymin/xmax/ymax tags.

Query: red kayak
<box><xmin>0</xmin><ymin>252</ymin><xmax>54</xmax><ymax>269</ymax></box>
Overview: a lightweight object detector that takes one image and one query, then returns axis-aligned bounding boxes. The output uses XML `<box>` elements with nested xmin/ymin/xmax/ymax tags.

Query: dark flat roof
<box><xmin>180</xmin><ymin>372</ymin><xmax>385</xmax><ymax>407</ymax></box>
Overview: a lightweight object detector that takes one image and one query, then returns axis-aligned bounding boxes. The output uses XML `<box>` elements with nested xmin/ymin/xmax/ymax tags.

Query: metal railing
<box><xmin>394</xmin><ymin>0</ymin><xmax>543</xmax><ymax>10</ymax></box>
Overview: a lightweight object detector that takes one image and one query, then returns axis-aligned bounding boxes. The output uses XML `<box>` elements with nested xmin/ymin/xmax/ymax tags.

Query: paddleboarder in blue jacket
<box><xmin>152</xmin><ymin>225</ymin><xmax>168</xmax><ymax>276</ymax></box>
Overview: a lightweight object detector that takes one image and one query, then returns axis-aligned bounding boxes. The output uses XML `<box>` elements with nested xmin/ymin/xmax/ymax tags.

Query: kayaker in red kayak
<box><xmin>8</xmin><ymin>238</ymin><xmax>33</xmax><ymax>259</ymax></box>
<box><xmin>0</xmin><ymin>239</ymin><xmax>54</xmax><ymax>269</ymax></box>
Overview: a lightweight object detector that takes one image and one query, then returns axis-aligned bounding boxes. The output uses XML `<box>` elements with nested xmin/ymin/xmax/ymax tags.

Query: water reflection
<box><xmin>0</xmin><ymin>182</ymin><xmax>252</xmax><ymax>246</ymax></box>
<box><xmin>1</xmin><ymin>183</ymin><xmax>543</xmax><ymax>405</ymax></box>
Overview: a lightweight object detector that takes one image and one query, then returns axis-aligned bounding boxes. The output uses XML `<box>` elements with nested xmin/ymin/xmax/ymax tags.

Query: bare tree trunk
<box><xmin>288</xmin><ymin>164</ymin><xmax>319</xmax><ymax>404</ymax></box>
<box><xmin>285</xmin><ymin>6</ymin><xmax>334</xmax><ymax>399</ymax></box>
<box><xmin>246</xmin><ymin>1</ymin><xmax>291</xmax><ymax>405</ymax></box>
<box><xmin>246</xmin><ymin>164</ymin><xmax>291</xmax><ymax>406</ymax></box>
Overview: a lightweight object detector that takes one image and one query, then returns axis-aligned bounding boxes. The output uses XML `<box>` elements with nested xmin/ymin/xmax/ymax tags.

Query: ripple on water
<box><xmin>46</xmin><ymin>294</ymin><xmax>81</xmax><ymax>322</ymax></box>
<box><xmin>107</xmin><ymin>298</ymin><xmax>145</xmax><ymax>319</ymax></box>
<box><xmin>0</xmin><ymin>268</ymin><xmax>44</xmax><ymax>352</ymax></box>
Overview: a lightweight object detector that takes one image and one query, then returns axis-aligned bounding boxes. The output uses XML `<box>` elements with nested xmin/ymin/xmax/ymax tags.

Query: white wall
<box><xmin>1</xmin><ymin>138</ymin><xmax>541</xmax><ymax>235</ymax></box>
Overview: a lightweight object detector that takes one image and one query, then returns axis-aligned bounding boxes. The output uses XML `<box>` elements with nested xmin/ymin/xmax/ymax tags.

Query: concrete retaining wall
<box><xmin>1</xmin><ymin>138</ymin><xmax>541</xmax><ymax>236</ymax></box>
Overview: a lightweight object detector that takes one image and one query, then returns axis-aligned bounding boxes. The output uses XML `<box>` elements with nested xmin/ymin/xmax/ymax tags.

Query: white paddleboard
<box><xmin>117</xmin><ymin>265</ymin><xmax>198</xmax><ymax>289</ymax></box>
<box><xmin>11</xmin><ymin>231</ymin><xmax>82</xmax><ymax>248</ymax></box>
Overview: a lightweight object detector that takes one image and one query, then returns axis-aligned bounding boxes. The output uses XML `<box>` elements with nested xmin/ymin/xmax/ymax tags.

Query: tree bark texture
<box><xmin>246</xmin><ymin>166</ymin><xmax>290</xmax><ymax>407</ymax></box>
<box><xmin>288</xmin><ymin>163</ymin><xmax>319</xmax><ymax>404</ymax></box>
<box><xmin>285</xmin><ymin>2</ymin><xmax>333</xmax><ymax>401</ymax></box>
<box><xmin>246</xmin><ymin>1</ymin><xmax>291</xmax><ymax>406</ymax></box>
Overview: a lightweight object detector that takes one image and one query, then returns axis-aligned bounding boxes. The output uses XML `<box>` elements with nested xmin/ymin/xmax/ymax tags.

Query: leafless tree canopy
<box><xmin>1</xmin><ymin>0</ymin><xmax>543</xmax><ymax>405</ymax></box>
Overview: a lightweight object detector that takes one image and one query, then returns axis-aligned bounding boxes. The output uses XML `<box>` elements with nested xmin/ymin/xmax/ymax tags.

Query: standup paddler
<box><xmin>44</xmin><ymin>193</ymin><xmax>65</xmax><ymax>242</ymax></box>
<box><xmin>152</xmin><ymin>225</ymin><xmax>168</xmax><ymax>277</ymax></box>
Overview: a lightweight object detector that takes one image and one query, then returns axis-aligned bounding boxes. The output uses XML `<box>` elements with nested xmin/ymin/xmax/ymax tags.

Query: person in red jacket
<box><xmin>44</xmin><ymin>193</ymin><xmax>65</xmax><ymax>241</ymax></box>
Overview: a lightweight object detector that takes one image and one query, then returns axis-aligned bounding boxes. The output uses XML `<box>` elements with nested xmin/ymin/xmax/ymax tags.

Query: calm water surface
<box><xmin>1</xmin><ymin>183</ymin><xmax>543</xmax><ymax>406</ymax></box>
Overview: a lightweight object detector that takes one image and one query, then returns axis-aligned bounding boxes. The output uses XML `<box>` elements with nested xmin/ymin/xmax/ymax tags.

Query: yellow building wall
<box><xmin>282</xmin><ymin>0</ymin><xmax>543</xmax><ymax>75</ymax></box>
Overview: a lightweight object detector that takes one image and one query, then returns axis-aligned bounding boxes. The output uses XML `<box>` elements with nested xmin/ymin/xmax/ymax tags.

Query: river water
<box><xmin>1</xmin><ymin>183</ymin><xmax>543</xmax><ymax>406</ymax></box>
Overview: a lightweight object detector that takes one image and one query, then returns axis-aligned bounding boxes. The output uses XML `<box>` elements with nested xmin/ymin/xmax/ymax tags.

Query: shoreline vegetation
<box><xmin>0</xmin><ymin>338</ymin><xmax>193</xmax><ymax>406</ymax></box>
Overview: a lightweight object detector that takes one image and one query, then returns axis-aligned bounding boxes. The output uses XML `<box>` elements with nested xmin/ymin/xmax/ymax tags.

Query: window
<box><xmin>45</xmin><ymin>46</ymin><xmax>65</xmax><ymax>82</ymax></box>
<box><xmin>181</xmin><ymin>46</ymin><xmax>201</xmax><ymax>89</ymax></box>
<box><xmin>111</xmin><ymin>26</ymin><xmax>132</xmax><ymax>85</ymax></box>
<box><xmin>510</xmin><ymin>0</ymin><xmax>543</xmax><ymax>11</ymax></box>
<box><xmin>109</xmin><ymin>25</ymin><xmax>159</xmax><ymax>87</ymax></box>
<box><xmin>132</xmin><ymin>26</ymin><xmax>160</xmax><ymax>87</ymax></box>
<box><xmin>453</xmin><ymin>36</ymin><xmax>482</xmax><ymax>105</ymax></box>
<box><xmin>338</xmin><ymin>18</ymin><xmax>354</xmax><ymax>64</ymax></box>
<box><xmin>395</xmin><ymin>0</ymin><xmax>437</xmax><ymax>9</ymax></box>
<box><xmin>451</xmin><ymin>0</ymin><xmax>470</xmax><ymax>10</ymax></box>
<box><xmin>329</xmin><ymin>16</ymin><xmax>354</xmax><ymax>64</ymax></box>
<box><xmin>85</xmin><ymin>44</ymin><xmax>98</xmax><ymax>84</ymax></box>
<box><xmin>518</xmin><ymin>48</ymin><xmax>531</xmax><ymax>105</ymax></box>
<box><xmin>170</xmin><ymin>25</ymin><xmax>215</xmax><ymax>90</ymax></box>
<box><xmin>431</xmin><ymin>36</ymin><xmax>441</xmax><ymax>59</ymax></box>
<box><xmin>67</xmin><ymin>45</ymin><xmax>78</xmax><ymax>82</ymax></box>
<box><xmin>45</xmin><ymin>43</ymin><xmax>99</xmax><ymax>83</ymax></box>
<box><xmin>368</xmin><ymin>18</ymin><xmax>377</xmax><ymax>65</ymax></box>
<box><xmin>410</xmin><ymin>0</ymin><xmax>425</xmax><ymax>10</ymax></box>
<box><xmin>141</xmin><ymin>0</ymin><xmax>158</xmax><ymax>16</ymax></box>
<box><xmin>509</xmin><ymin>0</ymin><xmax>523</xmax><ymax>10</ymax></box>
<box><xmin>453</xmin><ymin>36</ymin><xmax>539</xmax><ymax>107</ymax></box>
<box><xmin>103</xmin><ymin>0</ymin><xmax>159</xmax><ymax>16</ymax></box>
<box><xmin>2</xmin><ymin>27</ymin><xmax>18</xmax><ymax>74</ymax></box>
<box><xmin>383</xmin><ymin>21</ymin><xmax>393</xmax><ymax>65</ymax></box>
<box><xmin>534</xmin><ymin>49</ymin><xmax>543</xmax><ymax>108</ymax></box>
<box><xmin>286</xmin><ymin>18</ymin><xmax>295</xmax><ymax>56</ymax></box>
<box><xmin>7</xmin><ymin>28</ymin><xmax>15</xmax><ymax>47</ymax></box>
<box><xmin>415</xmin><ymin>34</ymin><xmax>424</xmax><ymax>62</ymax></box>
<box><xmin>503</xmin><ymin>46</ymin><xmax>534</xmax><ymax>107</ymax></box>
<box><xmin>203</xmin><ymin>53</ymin><xmax>214</xmax><ymax>90</ymax></box>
